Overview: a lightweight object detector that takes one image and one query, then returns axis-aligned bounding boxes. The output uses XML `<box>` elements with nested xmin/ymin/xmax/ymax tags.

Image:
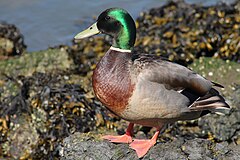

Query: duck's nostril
<box><xmin>90</xmin><ymin>27</ymin><xmax>92</xmax><ymax>30</ymax></box>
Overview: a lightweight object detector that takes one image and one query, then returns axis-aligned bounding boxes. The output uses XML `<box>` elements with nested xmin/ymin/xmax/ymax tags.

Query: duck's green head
<box><xmin>74</xmin><ymin>8</ymin><xmax>136</xmax><ymax>50</ymax></box>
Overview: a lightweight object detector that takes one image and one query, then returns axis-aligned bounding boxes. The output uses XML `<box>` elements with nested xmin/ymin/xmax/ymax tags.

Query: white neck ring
<box><xmin>110</xmin><ymin>46</ymin><xmax>132</xmax><ymax>53</ymax></box>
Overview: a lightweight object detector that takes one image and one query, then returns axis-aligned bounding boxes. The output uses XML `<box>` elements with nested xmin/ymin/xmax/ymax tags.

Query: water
<box><xmin>0</xmin><ymin>0</ymin><xmax>236</xmax><ymax>51</ymax></box>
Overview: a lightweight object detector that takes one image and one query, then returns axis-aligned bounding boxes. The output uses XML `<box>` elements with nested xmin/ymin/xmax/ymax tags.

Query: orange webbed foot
<box><xmin>102</xmin><ymin>123</ymin><xmax>134</xmax><ymax>143</ymax></box>
<box><xmin>130</xmin><ymin>129</ymin><xmax>160</xmax><ymax>158</ymax></box>
<box><xmin>130</xmin><ymin>139</ymin><xmax>156</xmax><ymax>158</ymax></box>
<box><xmin>102</xmin><ymin>134</ymin><xmax>133</xmax><ymax>143</ymax></box>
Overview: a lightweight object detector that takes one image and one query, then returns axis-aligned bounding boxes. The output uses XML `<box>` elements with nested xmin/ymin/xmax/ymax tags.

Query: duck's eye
<box><xmin>115</xmin><ymin>21</ymin><xmax>120</xmax><ymax>26</ymax></box>
<box><xmin>105</xmin><ymin>16</ymin><xmax>110</xmax><ymax>20</ymax></box>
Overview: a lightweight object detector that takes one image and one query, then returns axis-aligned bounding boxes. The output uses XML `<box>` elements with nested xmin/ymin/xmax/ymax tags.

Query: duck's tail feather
<box><xmin>189</xmin><ymin>88</ymin><xmax>230</xmax><ymax>115</ymax></box>
<box><xmin>212</xmin><ymin>81</ymin><xmax>224</xmax><ymax>88</ymax></box>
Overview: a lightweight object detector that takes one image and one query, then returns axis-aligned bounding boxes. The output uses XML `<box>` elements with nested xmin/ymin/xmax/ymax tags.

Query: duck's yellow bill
<box><xmin>74</xmin><ymin>22</ymin><xmax>100</xmax><ymax>40</ymax></box>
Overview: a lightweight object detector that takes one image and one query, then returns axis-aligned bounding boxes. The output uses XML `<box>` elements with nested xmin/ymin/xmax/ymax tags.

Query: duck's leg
<box><xmin>130</xmin><ymin>125</ymin><xmax>163</xmax><ymax>158</ymax></box>
<box><xmin>102</xmin><ymin>123</ymin><xmax>134</xmax><ymax>143</ymax></box>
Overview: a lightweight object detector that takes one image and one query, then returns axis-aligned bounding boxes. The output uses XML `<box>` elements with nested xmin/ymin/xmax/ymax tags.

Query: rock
<box><xmin>0</xmin><ymin>38</ymin><xmax>14</xmax><ymax>55</ymax></box>
<box><xmin>182</xmin><ymin>139</ymin><xmax>240</xmax><ymax>160</ymax></box>
<box><xmin>0</xmin><ymin>22</ymin><xmax>26</xmax><ymax>57</ymax></box>
<box><xmin>59</xmin><ymin>132</ymin><xmax>240</xmax><ymax>160</ymax></box>
<box><xmin>3</xmin><ymin>114</ymin><xmax>40</xmax><ymax>159</ymax></box>
<box><xmin>182</xmin><ymin>139</ymin><xmax>213</xmax><ymax>160</ymax></box>
<box><xmin>0</xmin><ymin>47</ymin><xmax>75</xmax><ymax>105</ymax></box>
<box><xmin>198</xmin><ymin>107</ymin><xmax>240</xmax><ymax>141</ymax></box>
<box><xmin>215</xmin><ymin>142</ymin><xmax>240</xmax><ymax>160</ymax></box>
<box><xmin>0</xmin><ymin>48</ymin><xmax>73</xmax><ymax>78</ymax></box>
<box><xmin>59</xmin><ymin>132</ymin><xmax>135</xmax><ymax>160</ymax></box>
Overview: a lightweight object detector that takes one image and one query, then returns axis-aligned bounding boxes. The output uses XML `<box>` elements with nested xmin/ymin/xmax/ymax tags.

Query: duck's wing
<box><xmin>132</xmin><ymin>54</ymin><xmax>213</xmax><ymax>96</ymax></box>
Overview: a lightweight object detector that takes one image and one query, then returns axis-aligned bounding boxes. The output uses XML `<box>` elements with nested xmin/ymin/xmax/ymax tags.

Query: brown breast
<box><xmin>92</xmin><ymin>49</ymin><xmax>135</xmax><ymax>116</ymax></box>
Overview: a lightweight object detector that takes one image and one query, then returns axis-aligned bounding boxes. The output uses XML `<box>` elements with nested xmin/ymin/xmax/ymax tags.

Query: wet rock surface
<box><xmin>0</xmin><ymin>0</ymin><xmax>240</xmax><ymax>159</ymax></box>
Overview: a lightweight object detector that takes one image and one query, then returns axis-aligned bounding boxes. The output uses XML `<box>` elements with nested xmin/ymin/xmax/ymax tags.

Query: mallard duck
<box><xmin>74</xmin><ymin>8</ymin><xmax>230</xmax><ymax>158</ymax></box>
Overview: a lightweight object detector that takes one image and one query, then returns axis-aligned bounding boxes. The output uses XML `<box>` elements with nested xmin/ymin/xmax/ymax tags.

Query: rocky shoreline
<box><xmin>60</xmin><ymin>133</ymin><xmax>240</xmax><ymax>160</ymax></box>
<box><xmin>0</xmin><ymin>0</ymin><xmax>239</xmax><ymax>159</ymax></box>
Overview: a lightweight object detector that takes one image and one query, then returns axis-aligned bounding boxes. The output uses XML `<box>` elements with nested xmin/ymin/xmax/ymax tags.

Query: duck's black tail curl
<box><xmin>189</xmin><ymin>88</ymin><xmax>231</xmax><ymax>115</ymax></box>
